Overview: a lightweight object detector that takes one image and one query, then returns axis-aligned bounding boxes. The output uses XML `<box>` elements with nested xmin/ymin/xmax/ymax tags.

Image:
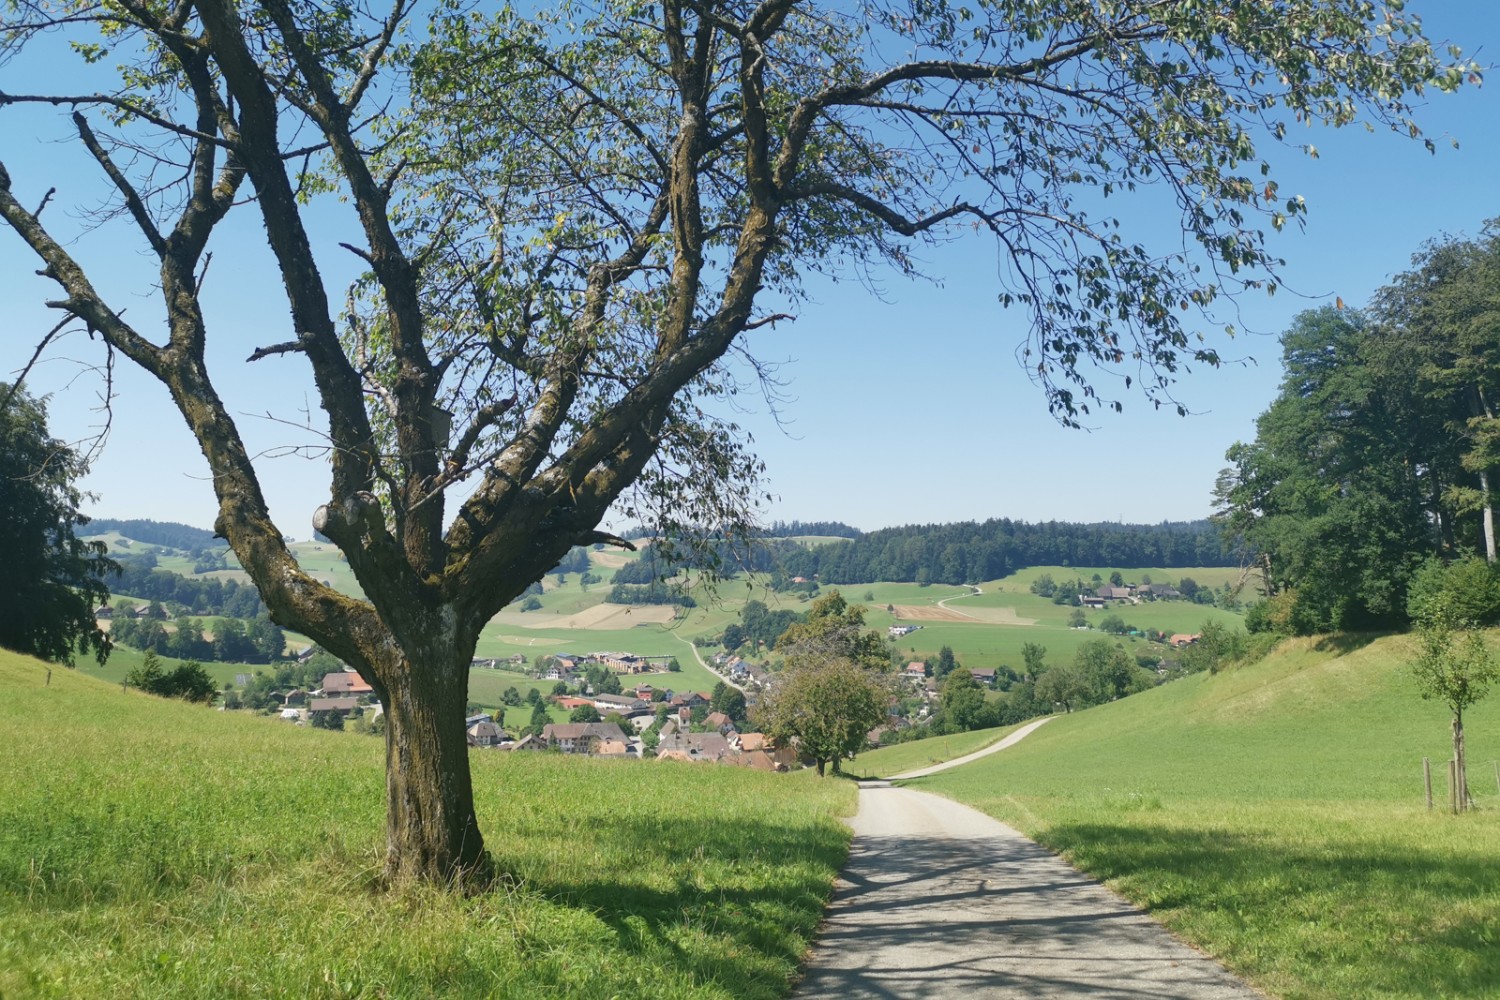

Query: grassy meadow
<box><xmin>0</xmin><ymin>651</ymin><xmax>855</xmax><ymax>999</ymax></box>
<box><xmin>910</xmin><ymin>633</ymin><xmax>1500</xmax><ymax>1000</ymax></box>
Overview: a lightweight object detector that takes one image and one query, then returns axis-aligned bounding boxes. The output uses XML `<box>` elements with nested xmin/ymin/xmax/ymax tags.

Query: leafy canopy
<box><xmin>0</xmin><ymin>383</ymin><xmax>116</xmax><ymax>665</ymax></box>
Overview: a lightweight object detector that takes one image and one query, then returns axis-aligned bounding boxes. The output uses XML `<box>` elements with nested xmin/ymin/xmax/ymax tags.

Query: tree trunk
<box><xmin>1481</xmin><ymin>469</ymin><xmax>1498</xmax><ymax>565</ymax></box>
<box><xmin>1476</xmin><ymin>389</ymin><xmax>1496</xmax><ymax>564</ymax></box>
<box><xmin>815</xmin><ymin>758</ymin><xmax>826</xmax><ymax>777</ymax></box>
<box><xmin>1454</xmin><ymin>710</ymin><xmax>1471</xmax><ymax>813</ymax></box>
<box><xmin>377</xmin><ymin>654</ymin><xmax>488</xmax><ymax>883</ymax></box>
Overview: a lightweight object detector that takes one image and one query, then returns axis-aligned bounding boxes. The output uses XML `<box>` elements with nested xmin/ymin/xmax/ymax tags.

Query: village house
<box><xmin>320</xmin><ymin>670</ymin><xmax>374</xmax><ymax>698</ymax></box>
<box><xmin>592</xmin><ymin>693</ymin><xmax>649</xmax><ymax>715</ymax></box>
<box><xmin>704</xmin><ymin>711</ymin><xmax>736</xmax><ymax>735</ymax></box>
<box><xmin>541</xmin><ymin>722</ymin><xmax>629</xmax><ymax>754</ymax></box>
<box><xmin>656</xmin><ymin>731</ymin><xmax>735</xmax><ymax>762</ymax></box>
<box><xmin>308</xmin><ymin>696</ymin><xmax>361</xmax><ymax>718</ymax></box>
<box><xmin>466</xmin><ymin>720</ymin><xmax>506</xmax><ymax>747</ymax></box>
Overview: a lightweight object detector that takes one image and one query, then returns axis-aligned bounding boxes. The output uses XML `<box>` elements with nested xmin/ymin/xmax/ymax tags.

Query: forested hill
<box><xmin>84</xmin><ymin>518</ymin><xmax>225</xmax><ymax>551</ymax></box>
<box><xmin>775</xmin><ymin>519</ymin><xmax>1231</xmax><ymax>586</ymax></box>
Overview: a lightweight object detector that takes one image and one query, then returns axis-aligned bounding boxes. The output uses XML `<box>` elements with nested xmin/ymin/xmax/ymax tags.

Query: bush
<box><xmin>1406</xmin><ymin>555</ymin><xmax>1500</xmax><ymax>629</ymax></box>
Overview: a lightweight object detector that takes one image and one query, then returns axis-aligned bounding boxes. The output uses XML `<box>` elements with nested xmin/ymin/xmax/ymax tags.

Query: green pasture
<box><xmin>914</xmin><ymin>633</ymin><xmax>1500</xmax><ymax>1000</ymax></box>
<box><xmin>0</xmin><ymin>651</ymin><xmax>855</xmax><ymax>999</ymax></box>
<box><xmin>76</xmin><ymin>644</ymin><xmax>265</xmax><ymax>689</ymax></box>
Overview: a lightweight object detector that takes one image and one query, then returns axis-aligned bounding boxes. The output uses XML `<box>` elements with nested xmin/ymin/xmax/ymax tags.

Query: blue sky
<box><xmin>3</xmin><ymin>4</ymin><xmax>1498</xmax><ymax>536</ymax></box>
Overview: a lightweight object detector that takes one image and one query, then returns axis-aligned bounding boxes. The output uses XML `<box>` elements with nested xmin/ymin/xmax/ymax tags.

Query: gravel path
<box><xmin>793</xmin><ymin>782</ymin><xmax>1263</xmax><ymax>998</ymax></box>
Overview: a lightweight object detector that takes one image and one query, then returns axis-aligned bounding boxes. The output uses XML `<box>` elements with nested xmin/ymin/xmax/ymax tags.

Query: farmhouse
<box><xmin>969</xmin><ymin>667</ymin><xmax>997</xmax><ymax>687</ymax></box>
<box><xmin>320</xmin><ymin>670</ymin><xmax>373</xmax><ymax>697</ymax></box>
<box><xmin>541</xmin><ymin>722</ymin><xmax>629</xmax><ymax>754</ymax></box>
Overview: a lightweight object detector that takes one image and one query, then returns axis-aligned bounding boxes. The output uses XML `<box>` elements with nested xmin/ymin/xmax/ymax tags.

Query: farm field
<box><xmin>848</xmin><ymin>722</ymin><xmax>1027</xmax><ymax>778</ymax></box>
<box><xmin>914</xmin><ymin>633</ymin><xmax>1500</xmax><ymax>1000</ymax></box>
<box><xmin>0</xmin><ymin>651</ymin><xmax>855</xmax><ymax>999</ymax></box>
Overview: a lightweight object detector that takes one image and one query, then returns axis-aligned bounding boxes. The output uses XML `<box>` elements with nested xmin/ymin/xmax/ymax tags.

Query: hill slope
<box><xmin>915</xmin><ymin>634</ymin><xmax>1500</xmax><ymax>999</ymax></box>
<box><xmin>0</xmin><ymin>652</ymin><xmax>853</xmax><ymax>999</ymax></box>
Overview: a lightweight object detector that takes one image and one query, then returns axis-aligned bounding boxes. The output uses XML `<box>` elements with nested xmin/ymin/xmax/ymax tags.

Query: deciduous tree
<box><xmin>0</xmin><ymin>383</ymin><xmax>115</xmax><ymax>665</ymax></box>
<box><xmin>0</xmin><ymin>0</ymin><xmax>1473</xmax><ymax>883</ymax></box>
<box><xmin>1411</xmin><ymin>615</ymin><xmax>1498</xmax><ymax>812</ymax></box>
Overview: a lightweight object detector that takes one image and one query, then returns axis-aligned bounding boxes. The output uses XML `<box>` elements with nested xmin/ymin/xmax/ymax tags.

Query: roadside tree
<box><xmin>1411</xmin><ymin>615</ymin><xmax>1498</xmax><ymax>811</ymax></box>
<box><xmin>756</xmin><ymin>654</ymin><xmax>891</xmax><ymax>776</ymax></box>
<box><xmin>0</xmin><ymin>0</ymin><xmax>1473</xmax><ymax>883</ymax></box>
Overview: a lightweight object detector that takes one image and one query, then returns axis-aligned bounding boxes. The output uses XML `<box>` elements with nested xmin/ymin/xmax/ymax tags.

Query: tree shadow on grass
<box><xmin>492</xmin><ymin>810</ymin><xmax>851</xmax><ymax>1000</ymax></box>
<box><xmin>1311</xmin><ymin>631</ymin><xmax>1392</xmax><ymax>656</ymax></box>
<box><xmin>1034</xmin><ymin>819</ymin><xmax>1500</xmax><ymax>999</ymax></box>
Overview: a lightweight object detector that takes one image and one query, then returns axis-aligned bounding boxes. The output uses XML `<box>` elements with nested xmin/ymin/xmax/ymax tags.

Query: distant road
<box><xmin>669</xmin><ymin>630</ymin><xmax>744</xmax><ymax>692</ymax></box>
<box><xmin>888</xmin><ymin>716</ymin><xmax>1054</xmax><ymax>779</ymax></box>
<box><xmin>934</xmin><ymin>585</ymin><xmax>984</xmax><ymax>620</ymax></box>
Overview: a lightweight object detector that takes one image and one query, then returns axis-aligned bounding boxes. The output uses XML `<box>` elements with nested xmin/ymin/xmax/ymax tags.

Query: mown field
<box><xmin>0</xmin><ymin>651</ymin><xmax>856</xmax><ymax>999</ymax></box>
<box><xmin>911</xmin><ymin>633</ymin><xmax>1500</xmax><ymax>1000</ymax></box>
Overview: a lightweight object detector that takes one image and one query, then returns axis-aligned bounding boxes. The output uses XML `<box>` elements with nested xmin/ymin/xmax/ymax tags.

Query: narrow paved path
<box><xmin>888</xmin><ymin>716</ymin><xmax>1055</xmax><ymax>779</ymax></box>
<box><xmin>794</xmin><ymin>742</ymin><xmax>1264</xmax><ymax>999</ymax></box>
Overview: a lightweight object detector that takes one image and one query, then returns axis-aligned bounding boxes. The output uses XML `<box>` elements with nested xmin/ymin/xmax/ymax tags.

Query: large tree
<box><xmin>0</xmin><ymin>383</ymin><xmax>115</xmax><ymax>665</ymax></box>
<box><xmin>0</xmin><ymin>0</ymin><xmax>1473</xmax><ymax>882</ymax></box>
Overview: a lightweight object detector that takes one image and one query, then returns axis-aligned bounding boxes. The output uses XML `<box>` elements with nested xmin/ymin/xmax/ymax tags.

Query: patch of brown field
<box><xmin>891</xmin><ymin>604</ymin><xmax>1037</xmax><ymax>625</ymax></box>
<box><xmin>493</xmin><ymin>603</ymin><xmax>677</xmax><ymax>630</ymax></box>
<box><xmin>890</xmin><ymin>605</ymin><xmax>976</xmax><ymax>622</ymax></box>
<box><xmin>590</xmin><ymin>551</ymin><xmax>632</xmax><ymax>569</ymax></box>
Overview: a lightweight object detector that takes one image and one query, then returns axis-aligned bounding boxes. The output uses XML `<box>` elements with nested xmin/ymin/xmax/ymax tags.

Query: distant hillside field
<box><xmin>0</xmin><ymin>651</ymin><xmax>854</xmax><ymax>999</ymax></box>
<box><xmin>87</xmin><ymin>520</ymin><xmax>1245</xmax><ymax>702</ymax></box>
<box><xmin>914</xmin><ymin>634</ymin><xmax>1500</xmax><ymax>1000</ymax></box>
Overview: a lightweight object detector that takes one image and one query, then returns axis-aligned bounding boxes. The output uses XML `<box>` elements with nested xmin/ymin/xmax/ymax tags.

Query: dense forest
<box><xmin>1218</xmin><ymin>221</ymin><xmax>1500</xmax><ymax>634</ymax></box>
<box><xmin>617</xmin><ymin>519</ymin><xmax>1231</xmax><ymax>589</ymax></box>
<box><xmin>776</xmin><ymin>519</ymin><xmax>1230</xmax><ymax>585</ymax></box>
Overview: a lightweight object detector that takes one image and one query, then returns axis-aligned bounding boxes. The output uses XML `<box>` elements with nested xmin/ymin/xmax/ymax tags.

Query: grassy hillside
<box><xmin>0</xmin><ymin>651</ymin><xmax>855</xmax><ymax>999</ymax></box>
<box><xmin>913</xmin><ymin>633</ymin><xmax>1500</xmax><ymax>1000</ymax></box>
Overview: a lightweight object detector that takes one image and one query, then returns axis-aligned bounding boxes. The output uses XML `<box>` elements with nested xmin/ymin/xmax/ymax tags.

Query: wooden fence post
<box><xmin>1424</xmin><ymin>757</ymin><xmax>1433</xmax><ymax>810</ymax></box>
<box><xmin>1493</xmin><ymin>759</ymin><xmax>1499</xmax><ymax>796</ymax></box>
<box><xmin>1449</xmin><ymin>758</ymin><xmax>1459</xmax><ymax>814</ymax></box>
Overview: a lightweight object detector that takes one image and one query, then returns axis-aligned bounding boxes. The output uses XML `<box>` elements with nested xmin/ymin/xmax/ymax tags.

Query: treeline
<box><xmin>607</xmin><ymin>581</ymin><xmax>697</xmax><ymax>607</ymax></box>
<box><xmin>760</xmin><ymin>520</ymin><xmax>861</xmax><ymax>538</ymax></box>
<box><xmin>614</xmin><ymin>518</ymin><xmax>1229</xmax><ymax>590</ymax></box>
<box><xmin>114</xmin><ymin>557</ymin><xmax>266</xmax><ymax>618</ymax></box>
<box><xmin>1220</xmin><ymin>221</ymin><xmax>1500</xmax><ymax>633</ymax></box>
<box><xmin>776</xmin><ymin>519</ymin><xmax>1230</xmax><ymax>586</ymax></box>
<box><xmin>86</xmin><ymin>518</ymin><xmax>225</xmax><ymax>552</ymax></box>
<box><xmin>109</xmin><ymin>611</ymin><xmax>285</xmax><ymax>663</ymax></box>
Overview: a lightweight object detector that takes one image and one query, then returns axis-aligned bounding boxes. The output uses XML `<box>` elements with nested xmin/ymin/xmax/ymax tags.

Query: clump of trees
<box><xmin>1221</xmin><ymin>222</ymin><xmax>1500</xmax><ymax>634</ymax></box>
<box><xmin>125</xmin><ymin>651</ymin><xmax>216</xmax><ymax>703</ymax></box>
<box><xmin>754</xmin><ymin>593</ymin><xmax>894</xmax><ymax>775</ymax></box>
<box><xmin>108</xmin><ymin>613</ymin><xmax>285</xmax><ymax>663</ymax></box>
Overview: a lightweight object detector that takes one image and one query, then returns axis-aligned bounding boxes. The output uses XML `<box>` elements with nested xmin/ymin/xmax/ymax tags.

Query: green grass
<box><xmin>913</xmin><ymin>633</ymin><xmax>1500</xmax><ymax>1000</ymax></box>
<box><xmin>0</xmin><ymin>650</ymin><xmax>855</xmax><ymax>999</ymax></box>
